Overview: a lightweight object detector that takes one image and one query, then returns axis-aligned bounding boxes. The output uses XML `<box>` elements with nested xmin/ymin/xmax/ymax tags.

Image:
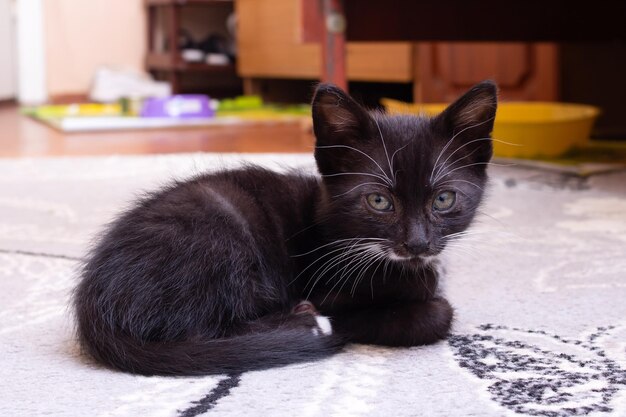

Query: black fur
<box><xmin>73</xmin><ymin>81</ymin><xmax>497</xmax><ymax>375</ymax></box>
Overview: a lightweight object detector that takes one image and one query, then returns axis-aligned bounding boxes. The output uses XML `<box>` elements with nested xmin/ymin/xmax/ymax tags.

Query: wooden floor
<box><xmin>0</xmin><ymin>105</ymin><xmax>315</xmax><ymax>158</ymax></box>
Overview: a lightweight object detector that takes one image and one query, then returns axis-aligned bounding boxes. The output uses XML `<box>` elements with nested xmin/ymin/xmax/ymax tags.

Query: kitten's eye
<box><xmin>366</xmin><ymin>193</ymin><xmax>393</xmax><ymax>211</ymax></box>
<box><xmin>433</xmin><ymin>191</ymin><xmax>456</xmax><ymax>211</ymax></box>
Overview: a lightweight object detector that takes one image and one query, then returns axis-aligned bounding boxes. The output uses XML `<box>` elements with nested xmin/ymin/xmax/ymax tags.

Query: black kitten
<box><xmin>74</xmin><ymin>81</ymin><xmax>497</xmax><ymax>375</ymax></box>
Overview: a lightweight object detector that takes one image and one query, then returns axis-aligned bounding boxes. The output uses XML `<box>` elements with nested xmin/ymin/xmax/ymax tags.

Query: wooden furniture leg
<box><xmin>321</xmin><ymin>0</ymin><xmax>347</xmax><ymax>90</ymax></box>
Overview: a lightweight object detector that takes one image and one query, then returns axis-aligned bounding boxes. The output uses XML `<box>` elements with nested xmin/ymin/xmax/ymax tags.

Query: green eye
<box><xmin>433</xmin><ymin>191</ymin><xmax>456</xmax><ymax>211</ymax></box>
<box><xmin>366</xmin><ymin>193</ymin><xmax>393</xmax><ymax>211</ymax></box>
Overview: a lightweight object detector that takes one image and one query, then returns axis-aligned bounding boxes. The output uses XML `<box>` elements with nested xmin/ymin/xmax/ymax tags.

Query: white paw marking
<box><xmin>314</xmin><ymin>315</ymin><xmax>333</xmax><ymax>336</ymax></box>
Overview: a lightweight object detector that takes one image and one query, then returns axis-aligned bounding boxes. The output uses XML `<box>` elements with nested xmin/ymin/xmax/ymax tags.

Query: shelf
<box><xmin>145</xmin><ymin>0</ymin><xmax>238</xmax><ymax>94</ymax></box>
<box><xmin>145</xmin><ymin>0</ymin><xmax>232</xmax><ymax>6</ymax></box>
<box><xmin>146</xmin><ymin>53</ymin><xmax>235</xmax><ymax>73</ymax></box>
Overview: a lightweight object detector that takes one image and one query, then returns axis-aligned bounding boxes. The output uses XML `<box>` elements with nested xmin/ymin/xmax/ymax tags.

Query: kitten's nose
<box><xmin>403</xmin><ymin>239</ymin><xmax>430</xmax><ymax>256</ymax></box>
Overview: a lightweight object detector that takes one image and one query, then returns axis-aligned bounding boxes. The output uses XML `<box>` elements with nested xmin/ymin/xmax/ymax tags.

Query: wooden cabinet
<box><xmin>236</xmin><ymin>0</ymin><xmax>558</xmax><ymax>103</ymax></box>
<box><xmin>236</xmin><ymin>0</ymin><xmax>413</xmax><ymax>85</ymax></box>
<box><xmin>414</xmin><ymin>42</ymin><xmax>558</xmax><ymax>102</ymax></box>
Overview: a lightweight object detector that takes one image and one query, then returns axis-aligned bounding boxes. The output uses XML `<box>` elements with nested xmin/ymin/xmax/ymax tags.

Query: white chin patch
<box><xmin>420</xmin><ymin>255</ymin><xmax>439</xmax><ymax>265</ymax></box>
<box><xmin>388</xmin><ymin>251</ymin><xmax>414</xmax><ymax>262</ymax></box>
<box><xmin>388</xmin><ymin>251</ymin><xmax>439</xmax><ymax>264</ymax></box>
<box><xmin>313</xmin><ymin>315</ymin><xmax>333</xmax><ymax>336</ymax></box>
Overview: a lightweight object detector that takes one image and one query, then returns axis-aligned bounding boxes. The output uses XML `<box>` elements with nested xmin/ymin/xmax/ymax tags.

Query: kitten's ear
<box><xmin>440</xmin><ymin>80</ymin><xmax>498</xmax><ymax>133</ymax></box>
<box><xmin>436</xmin><ymin>80</ymin><xmax>498</xmax><ymax>162</ymax></box>
<box><xmin>311</xmin><ymin>84</ymin><xmax>372</xmax><ymax>147</ymax></box>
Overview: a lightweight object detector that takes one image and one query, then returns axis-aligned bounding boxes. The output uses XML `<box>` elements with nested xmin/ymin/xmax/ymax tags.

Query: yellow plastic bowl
<box><xmin>382</xmin><ymin>98</ymin><xmax>600</xmax><ymax>158</ymax></box>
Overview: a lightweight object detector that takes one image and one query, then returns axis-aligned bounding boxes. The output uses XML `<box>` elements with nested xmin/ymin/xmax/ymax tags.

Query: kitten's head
<box><xmin>312</xmin><ymin>81</ymin><xmax>497</xmax><ymax>265</ymax></box>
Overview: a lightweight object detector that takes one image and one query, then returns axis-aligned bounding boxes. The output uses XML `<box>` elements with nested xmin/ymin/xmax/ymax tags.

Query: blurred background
<box><xmin>0</xmin><ymin>0</ymin><xmax>625</xmax><ymax>163</ymax></box>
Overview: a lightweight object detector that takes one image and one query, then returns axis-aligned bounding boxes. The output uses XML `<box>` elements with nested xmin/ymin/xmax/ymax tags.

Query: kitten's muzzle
<box><xmin>389</xmin><ymin>240</ymin><xmax>432</xmax><ymax>262</ymax></box>
<box><xmin>401</xmin><ymin>239</ymin><xmax>431</xmax><ymax>257</ymax></box>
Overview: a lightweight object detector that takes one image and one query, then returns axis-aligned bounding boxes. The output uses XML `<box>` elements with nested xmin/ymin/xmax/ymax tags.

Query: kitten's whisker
<box><xmin>350</xmin><ymin>249</ymin><xmax>385</xmax><ymax>297</ymax></box>
<box><xmin>324</xmin><ymin>251</ymin><xmax>361</xmax><ymax>286</ymax></box>
<box><xmin>445</xmin><ymin>228</ymin><xmax>517</xmax><ymax>238</ymax></box>
<box><xmin>322</xmin><ymin>172</ymin><xmax>392</xmax><ymax>187</ymax></box>
<box><xmin>316</xmin><ymin>145</ymin><xmax>393</xmax><ymax>185</ymax></box>
<box><xmin>390</xmin><ymin>142</ymin><xmax>410</xmax><ymax>177</ymax></box>
<box><xmin>284</xmin><ymin>213</ymin><xmax>332</xmax><ymax>241</ymax></box>
<box><xmin>473</xmin><ymin>216</ymin><xmax>526</xmax><ymax>242</ymax></box>
<box><xmin>321</xmin><ymin>241</ymin><xmax>370</xmax><ymax>285</ymax></box>
<box><xmin>373</xmin><ymin>117</ymin><xmax>394</xmax><ymax>184</ymax></box>
<box><xmin>311</xmin><ymin>251</ymin><xmax>362</xmax><ymax>298</ymax></box>
<box><xmin>490</xmin><ymin>137</ymin><xmax>523</xmax><ymax>147</ymax></box>
<box><xmin>298</xmin><ymin>248</ymin><xmax>350</xmax><ymax>289</ymax></box>
<box><xmin>442</xmin><ymin>230</ymin><xmax>486</xmax><ymax>240</ymax></box>
<box><xmin>477</xmin><ymin>210</ymin><xmax>504</xmax><ymax>223</ymax></box>
<box><xmin>285</xmin><ymin>222</ymin><xmax>318</xmax><ymax>242</ymax></box>
<box><xmin>305</xmin><ymin>242</ymin><xmax>368</xmax><ymax>282</ymax></box>
<box><xmin>337</xmin><ymin>243</ymin><xmax>382</xmax><ymax>279</ymax></box>
<box><xmin>440</xmin><ymin>234</ymin><xmax>498</xmax><ymax>255</ymax></box>
<box><xmin>332</xmin><ymin>182</ymin><xmax>386</xmax><ymax>198</ymax></box>
<box><xmin>429</xmin><ymin>117</ymin><xmax>496</xmax><ymax>182</ymax></box>
<box><xmin>330</xmin><ymin>255</ymin><xmax>370</xmax><ymax>303</ymax></box>
<box><xmin>437</xmin><ymin>179</ymin><xmax>484</xmax><ymax>191</ymax></box>
<box><xmin>432</xmin><ymin>137</ymin><xmax>491</xmax><ymax>181</ymax></box>
<box><xmin>368</xmin><ymin>252</ymin><xmax>388</xmax><ymax>299</ymax></box>
<box><xmin>379</xmin><ymin>257</ymin><xmax>391</xmax><ymax>287</ymax></box>
<box><xmin>443</xmin><ymin>239</ymin><xmax>485</xmax><ymax>248</ymax></box>
<box><xmin>475</xmin><ymin>210</ymin><xmax>517</xmax><ymax>231</ymax></box>
<box><xmin>453</xmin><ymin>187</ymin><xmax>473</xmax><ymax>199</ymax></box>
<box><xmin>442</xmin><ymin>232</ymin><xmax>468</xmax><ymax>240</ymax></box>
<box><xmin>290</xmin><ymin>237</ymin><xmax>386</xmax><ymax>258</ymax></box>
<box><xmin>444</xmin><ymin>252</ymin><xmax>478</xmax><ymax>263</ymax></box>
<box><xmin>303</xmin><ymin>245</ymin><xmax>363</xmax><ymax>295</ymax></box>
<box><xmin>443</xmin><ymin>244</ymin><xmax>481</xmax><ymax>259</ymax></box>
<box><xmin>352</xmin><ymin>255</ymin><xmax>381</xmax><ymax>298</ymax></box>
<box><xmin>321</xmin><ymin>253</ymin><xmax>363</xmax><ymax>284</ymax></box>
<box><xmin>339</xmin><ymin>245</ymin><xmax>380</xmax><ymax>285</ymax></box>
<box><xmin>332</xmin><ymin>245</ymin><xmax>383</xmax><ymax>302</ymax></box>
<box><xmin>443</xmin><ymin>238</ymin><xmax>496</xmax><ymax>249</ymax></box>
<box><xmin>311</xmin><ymin>243</ymin><xmax>376</xmax><ymax>301</ymax></box>
<box><xmin>442</xmin><ymin>239</ymin><xmax>487</xmax><ymax>252</ymax></box>
<box><xmin>418</xmin><ymin>267</ymin><xmax>434</xmax><ymax>298</ymax></box>
<box><xmin>458</xmin><ymin>230</ymin><xmax>525</xmax><ymax>244</ymax></box>
<box><xmin>305</xmin><ymin>239</ymin><xmax>386</xmax><ymax>294</ymax></box>
<box><xmin>321</xmin><ymin>245</ymin><xmax>381</xmax><ymax>305</ymax></box>
<box><xmin>442</xmin><ymin>233</ymin><xmax>498</xmax><ymax>247</ymax></box>
<box><xmin>382</xmin><ymin>257</ymin><xmax>391</xmax><ymax>283</ymax></box>
<box><xmin>290</xmin><ymin>241</ymin><xmax>369</xmax><ymax>286</ymax></box>
<box><xmin>434</xmin><ymin>162</ymin><xmax>515</xmax><ymax>184</ymax></box>
<box><xmin>433</xmin><ymin>146</ymin><xmax>482</xmax><ymax>184</ymax></box>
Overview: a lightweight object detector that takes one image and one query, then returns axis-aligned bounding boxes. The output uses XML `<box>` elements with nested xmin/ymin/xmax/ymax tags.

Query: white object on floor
<box><xmin>89</xmin><ymin>66</ymin><xmax>171</xmax><ymax>103</ymax></box>
<box><xmin>45</xmin><ymin>116</ymin><xmax>240</xmax><ymax>132</ymax></box>
<box><xmin>39</xmin><ymin>115</ymin><xmax>304</xmax><ymax>133</ymax></box>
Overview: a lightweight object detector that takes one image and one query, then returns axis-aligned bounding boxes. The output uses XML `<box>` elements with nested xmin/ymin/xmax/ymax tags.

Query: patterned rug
<box><xmin>1</xmin><ymin>153</ymin><xmax>624</xmax><ymax>417</ymax></box>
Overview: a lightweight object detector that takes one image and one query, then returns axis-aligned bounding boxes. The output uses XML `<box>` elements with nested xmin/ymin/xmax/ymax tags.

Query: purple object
<box><xmin>141</xmin><ymin>95</ymin><xmax>214</xmax><ymax>118</ymax></box>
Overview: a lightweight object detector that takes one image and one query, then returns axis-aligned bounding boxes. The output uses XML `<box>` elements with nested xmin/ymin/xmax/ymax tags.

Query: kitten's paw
<box><xmin>314</xmin><ymin>315</ymin><xmax>333</xmax><ymax>336</ymax></box>
<box><xmin>419</xmin><ymin>297</ymin><xmax>454</xmax><ymax>342</ymax></box>
<box><xmin>292</xmin><ymin>300</ymin><xmax>318</xmax><ymax>315</ymax></box>
<box><xmin>292</xmin><ymin>301</ymin><xmax>333</xmax><ymax>336</ymax></box>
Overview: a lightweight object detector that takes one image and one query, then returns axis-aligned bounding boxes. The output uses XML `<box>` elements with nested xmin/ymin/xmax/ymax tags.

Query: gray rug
<box><xmin>1</xmin><ymin>153</ymin><xmax>625</xmax><ymax>417</ymax></box>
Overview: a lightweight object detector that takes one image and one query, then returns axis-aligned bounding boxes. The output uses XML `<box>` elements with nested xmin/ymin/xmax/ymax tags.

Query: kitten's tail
<box><xmin>77</xmin><ymin>315</ymin><xmax>344</xmax><ymax>376</ymax></box>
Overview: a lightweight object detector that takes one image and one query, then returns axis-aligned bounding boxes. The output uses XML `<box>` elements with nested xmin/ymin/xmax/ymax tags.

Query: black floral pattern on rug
<box><xmin>449</xmin><ymin>324</ymin><xmax>626</xmax><ymax>416</ymax></box>
<box><xmin>178</xmin><ymin>373</ymin><xmax>242</xmax><ymax>417</ymax></box>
